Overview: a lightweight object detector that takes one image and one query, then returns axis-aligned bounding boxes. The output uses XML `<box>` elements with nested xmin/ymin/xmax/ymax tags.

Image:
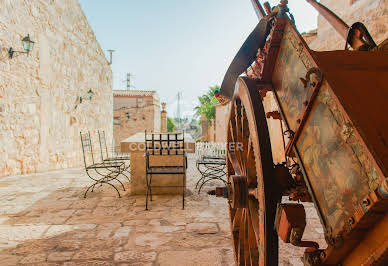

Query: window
<box><xmin>114</xmin><ymin>117</ymin><xmax>120</xmax><ymax>125</ymax></box>
<box><xmin>137</xmin><ymin>98</ymin><xmax>143</xmax><ymax>103</ymax></box>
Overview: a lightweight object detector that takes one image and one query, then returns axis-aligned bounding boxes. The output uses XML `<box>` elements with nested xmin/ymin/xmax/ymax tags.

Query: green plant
<box><xmin>194</xmin><ymin>85</ymin><xmax>219</xmax><ymax>125</ymax></box>
<box><xmin>167</xmin><ymin>117</ymin><xmax>176</xmax><ymax>132</ymax></box>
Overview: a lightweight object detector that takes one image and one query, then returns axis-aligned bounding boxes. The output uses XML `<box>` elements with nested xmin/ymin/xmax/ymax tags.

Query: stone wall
<box><xmin>309</xmin><ymin>0</ymin><xmax>388</xmax><ymax>50</ymax></box>
<box><xmin>0</xmin><ymin>0</ymin><xmax>113</xmax><ymax>177</ymax></box>
<box><xmin>215</xmin><ymin>103</ymin><xmax>231</xmax><ymax>143</ymax></box>
<box><xmin>113</xmin><ymin>91</ymin><xmax>162</xmax><ymax>149</ymax></box>
<box><xmin>113</xmin><ymin>103</ymin><xmax>158</xmax><ymax>148</ymax></box>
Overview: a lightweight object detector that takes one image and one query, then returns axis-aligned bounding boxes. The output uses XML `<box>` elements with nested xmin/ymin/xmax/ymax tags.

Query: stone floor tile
<box><xmin>47</xmin><ymin>251</ymin><xmax>74</xmax><ymax>262</ymax></box>
<box><xmin>44</xmin><ymin>225</ymin><xmax>75</xmax><ymax>238</ymax></box>
<box><xmin>19</xmin><ymin>253</ymin><xmax>47</xmax><ymax>264</ymax></box>
<box><xmin>0</xmin><ymin>225</ymin><xmax>48</xmax><ymax>241</ymax></box>
<box><xmin>113</xmin><ymin>250</ymin><xmax>156</xmax><ymax>263</ymax></box>
<box><xmin>73</xmin><ymin>250</ymin><xmax>113</xmax><ymax>260</ymax></box>
<box><xmin>113</xmin><ymin>226</ymin><xmax>133</xmax><ymax>238</ymax></box>
<box><xmin>123</xmin><ymin>219</ymin><xmax>149</xmax><ymax>226</ymax></box>
<box><xmin>168</xmin><ymin>233</ymin><xmax>232</xmax><ymax>249</ymax></box>
<box><xmin>53</xmin><ymin>240</ymin><xmax>82</xmax><ymax>251</ymax></box>
<box><xmin>157</xmin><ymin>248</ymin><xmax>223</xmax><ymax>266</ymax></box>
<box><xmin>64</xmin><ymin>261</ymin><xmax>114</xmax><ymax>266</ymax></box>
<box><xmin>0</xmin><ymin>254</ymin><xmax>20</xmax><ymax>265</ymax></box>
<box><xmin>133</xmin><ymin>232</ymin><xmax>172</xmax><ymax>249</ymax></box>
<box><xmin>70</xmin><ymin>199</ymin><xmax>99</xmax><ymax>209</ymax></box>
<box><xmin>0</xmin><ymin>155</ymin><xmax>326</xmax><ymax>265</ymax></box>
<box><xmin>186</xmin><ymin>223</ymin><xmax>218</xmax><ymax>234</ymax></box>
<box><xmin>151</xmin><ymin>225</ymin><xmax>184</xmax><ymax>233</ymax></box>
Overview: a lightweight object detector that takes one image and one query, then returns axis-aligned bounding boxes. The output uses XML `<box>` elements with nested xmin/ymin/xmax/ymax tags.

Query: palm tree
<box><xmin>194</xmin><ymin>85</ymin><xmax>219</xmax><ymax>125</ymax></box>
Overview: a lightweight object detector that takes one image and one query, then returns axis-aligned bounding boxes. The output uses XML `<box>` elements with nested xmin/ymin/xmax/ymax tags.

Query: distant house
<box><xmin>113</xmin><ymin>90</ymin><xmax>161</xmax><ymax>150</ymax></box>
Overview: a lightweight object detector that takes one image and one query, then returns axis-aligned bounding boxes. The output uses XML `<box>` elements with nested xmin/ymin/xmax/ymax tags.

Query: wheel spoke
<box><xmin>248</xmin><ymin>198</ymin><xmax>261</xmax><ymax>249</ymax></box>
<box><xmin>234</xmin><ymin>102</ymin><xmax>246</xmax><ymax>176</ymax></box>
<box><xmin>238</xmin><ymin>209</ymin><xmax>246</xmax><ymax>265</ymax></box>
<box><xmin>233</xmin><ymin>208</ymin><xmax>243</xmax><ymax>233</ymax></box>
<box><xmin>247</xmin><ymin>201</ymin><xmax>259</xmax><ymax>265</ymax></box>
<box><xmin>228</xmin><ymin>150</ymin><xmax>242</xmax><ymax>176</ymax></box>
<box><xmin>241</xmin><ymin>106</ymin><xmax>249</xmax><ymax>176</ymax></box>
<box><xmin>244</xmin><ymin>210</ymin><xmax>251</xmax><ymax>266</ymax></box>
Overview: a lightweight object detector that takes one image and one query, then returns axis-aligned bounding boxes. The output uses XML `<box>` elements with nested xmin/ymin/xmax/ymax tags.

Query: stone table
<box><xmin>120</xmin><ymin>132</ymin><xmax>186</xmax><ymax>195</ymax></box>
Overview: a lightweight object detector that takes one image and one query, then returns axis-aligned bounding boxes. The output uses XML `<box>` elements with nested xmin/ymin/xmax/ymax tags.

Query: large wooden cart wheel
<box><xmin>226</xmin><ymin>77</ymin><xmax>280</xmax><ymax>266</ymax></box>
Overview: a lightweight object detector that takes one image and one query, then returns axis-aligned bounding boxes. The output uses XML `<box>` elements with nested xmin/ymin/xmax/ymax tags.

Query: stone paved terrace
<box><xmin>0</xmin><ymin>155</ymin><xmax>325</xmax><ymax>265</ymax></box>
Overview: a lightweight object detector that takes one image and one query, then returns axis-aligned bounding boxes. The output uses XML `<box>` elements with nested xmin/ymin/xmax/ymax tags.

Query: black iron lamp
<box><xmin>9</xmin><ymin>34</ymin><xmax>35</xmax><ymax>59</ymax></box>
<box><xmin>79</xmin><ymin>89</ymin><xmax>94</xmax><ymax>103</ymax></box>
<box><xmin>74</xmin><ymin>89</ymin><xmax>94</xmax><ymax>109</ymax></box>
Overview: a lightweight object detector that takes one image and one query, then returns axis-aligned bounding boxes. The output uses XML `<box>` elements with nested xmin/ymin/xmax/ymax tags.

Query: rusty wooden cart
<box><xmin>215</xmin><ymin>0</ymin><xmax>388</xmax><ymax>265</ymax></box>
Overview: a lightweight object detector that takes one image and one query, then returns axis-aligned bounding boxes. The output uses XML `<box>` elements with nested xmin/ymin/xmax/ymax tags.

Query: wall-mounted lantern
<box><xmin>82</xmin><ymin>89</ymin><xmax>94</xmax><ymax>103</ymax></box>
<box><xmin>9</xmin><ymin>34</ymin><xmax>35</xmax><ymax>59</ymax></box>
<box><xmin>74</xmin><ymin>89</ymin><xmax>94</xmax><ymax>109</ymax></box>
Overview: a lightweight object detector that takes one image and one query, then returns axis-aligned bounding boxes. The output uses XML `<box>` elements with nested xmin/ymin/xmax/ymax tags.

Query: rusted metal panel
<box><xmin>296</xmin><ymin>82</ymin><xmax>379</xmax><ymax>234</ymax></box>
<box><xmin>311</xmin><ymin>50</ymin><xmax>388</xmax><ymax>177</ymax></box>
<box><xmin>272</xmin><ymin>25</ymin><xmax>315</xmax><ymax>134</ymax></box>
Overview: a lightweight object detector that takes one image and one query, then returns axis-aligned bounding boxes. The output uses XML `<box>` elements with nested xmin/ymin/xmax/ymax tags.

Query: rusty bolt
<box><xmin>362</xmin><ymin>198</ymin><xmax>370</xmax><ymax>207</ymax></box>
<box><xmin>297</xmin><ymin>119</ymin><xmax>301</xmax><ymax>124</ymax></box>
<box><xmin>320</xmin><ymin>251</ymin><xmax>326</xmax><ymax>260</ymax></box>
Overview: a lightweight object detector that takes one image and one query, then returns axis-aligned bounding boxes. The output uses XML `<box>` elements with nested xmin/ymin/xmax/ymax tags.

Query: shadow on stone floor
<box><xmin>0</xmin><ymin>156</ymin><xmax>327</xmax><ymax>266</ymax></box>
<box><xmin>0</xmin><ymin>183</ymin><xmax>235</xmax><ymax>265</ymax></box>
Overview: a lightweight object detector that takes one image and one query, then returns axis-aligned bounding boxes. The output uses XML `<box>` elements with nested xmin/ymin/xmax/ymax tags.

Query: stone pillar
<box><xmin>160</xmin><ymin>102</ymin><xmax>167</xmax><ymax>133</ymax></box>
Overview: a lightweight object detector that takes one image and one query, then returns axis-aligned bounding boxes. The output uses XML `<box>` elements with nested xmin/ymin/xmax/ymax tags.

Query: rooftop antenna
<box><xmin>177</xmin><ymin>91</ymin><xmax>182</xmax><ymax>130</ymax></box>
<box><xmin>125</xmin><ymin>73</ymin><xmax>135</xmax><ymax>89</ymax></box>
<box><xmin>107</xmin><ymin>49</ymin><xmax>115</xmax><ymax>65</ymax></box>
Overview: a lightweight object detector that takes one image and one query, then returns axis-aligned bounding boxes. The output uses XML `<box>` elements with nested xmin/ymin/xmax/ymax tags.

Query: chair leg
<box><xmin>121</xmin><ymin>171</ymin><xmax>130</xmax><ymax>182</ymax></box>
<box><xmin>84</xmin><ymin>182</ymin><xmax>97</xmax><ymax>198</ymax></box>
<box><xmin>105</xmin><ymin>181</ymin><xmax>121</xmax><ymax>198</ymax></box>
<box><xmin>149</xmin><ymin>174</ymin><xmax>153</xmax><ymax>201</ymax></box>
<box><xmin>182</xmin><ymin>173</ymin><xmax>186</xmax><ymax>210</ymax></box>
<box><xmin>114</xmin><ymin>176</ymin><xmax>126</xmax><ymax>191</ymax></box>
<box><xmin>145</xmin><ymin>173</ymin><xmax>149</xmax><ymax>210</ymax></box>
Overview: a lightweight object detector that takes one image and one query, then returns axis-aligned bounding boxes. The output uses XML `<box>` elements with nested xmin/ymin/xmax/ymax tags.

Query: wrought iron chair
<box><xmin>195</xmin><ymin>155</ymin><xmax>226</xmax><ymax>194</ymax></box>
<box><xmin>80</xmin><ymin>131</ymin><xmax>126</xmax><ymax>198</ymax></box>
<box><xmin>98</xmin><ymin>130</ymin><xmax>130</xmax><ymax>182</ymax></box>
<box><xmin>145</xmin><ymin>131</ymin><xmax>187</xmax><ymax>210</ymax></box>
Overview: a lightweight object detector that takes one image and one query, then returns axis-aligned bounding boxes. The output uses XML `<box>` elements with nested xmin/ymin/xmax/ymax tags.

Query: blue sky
<box><xmin>78</xmin><ymin>0</ymin><xmax>318</xmax><ymax>119</ymax></box>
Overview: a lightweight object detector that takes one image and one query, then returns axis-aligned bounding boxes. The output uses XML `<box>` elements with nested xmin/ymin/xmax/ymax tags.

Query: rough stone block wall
<box><xmin>0</xmin><ymin>0</ymin><xmax>113</xmax><ymax>177</ymax></box>
<box><xmin>113</xmin><ymin>105</ymin><xmax>156</xmax><ymax>148</ymax></box>
<box><xmin>309</xmin><ymin>0</ymin><xmax>388</xmax><ymax>50</ymax></box>
<box><xmin>215</xmin><ymin>103</ymin><xmax>230</xmax><ymax>143</ymax></box>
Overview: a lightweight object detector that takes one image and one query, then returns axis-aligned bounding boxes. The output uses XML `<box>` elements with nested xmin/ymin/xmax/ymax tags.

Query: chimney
<box><xmin>161</xmin><ymin>102</ymin><xmax>167</xmax><ymax>132</ymax></box>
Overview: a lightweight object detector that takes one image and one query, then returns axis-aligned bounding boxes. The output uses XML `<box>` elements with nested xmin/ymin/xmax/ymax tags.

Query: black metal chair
<box><xmin>80</xmin><ymin>131</ymin><xmax>126</xmax><ymax>198</ymax></box>
<box><xmin>196</xmin><ymin>155</ymin><xmax>226</xmax><ymax>194</ymax></box>
<box><xmin>98</xmin><ymin>130</ymin><xmax>130</xmax><ymax>182</ymax></box>
<box><xmin>145</xmin><ymin>131</ymin><xmax>187</xmax><ymax>210</ymax></box>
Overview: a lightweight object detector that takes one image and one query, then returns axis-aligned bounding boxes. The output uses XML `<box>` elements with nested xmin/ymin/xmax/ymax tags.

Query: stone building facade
<box><xmin>308</xmin><ymin>0</ymin><xmax>388</xmax><ymax>50</ymax></box>
<box><xmin>214</xmin><ymin>103</ymin><xmax>231</xmax><ymax>143</ymax></box>
<box><xmin>200</xmin><ymin>114</ymin><xmax>214</xmax><ymax>142</ymax></box>
<box><xmin>0</xmin><ymin>0</ymin><xmax>113</xmax><ymax>177</ymax></box>
<box><xmin>113</xmin><ymin>90</ymin><xmax>161</xmax><ymax>149</ymax></box>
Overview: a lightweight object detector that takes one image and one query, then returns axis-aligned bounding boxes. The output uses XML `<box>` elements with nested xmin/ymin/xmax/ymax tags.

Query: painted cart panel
<box><xmin>296</xmin><ymin>83</ymin><xmax>377</xmax><ymax>232</ymax></box>
<box><xmin>272</xmin><ymin>26</ymin><xmax>314</xmax><ymax>133</ymax></box>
